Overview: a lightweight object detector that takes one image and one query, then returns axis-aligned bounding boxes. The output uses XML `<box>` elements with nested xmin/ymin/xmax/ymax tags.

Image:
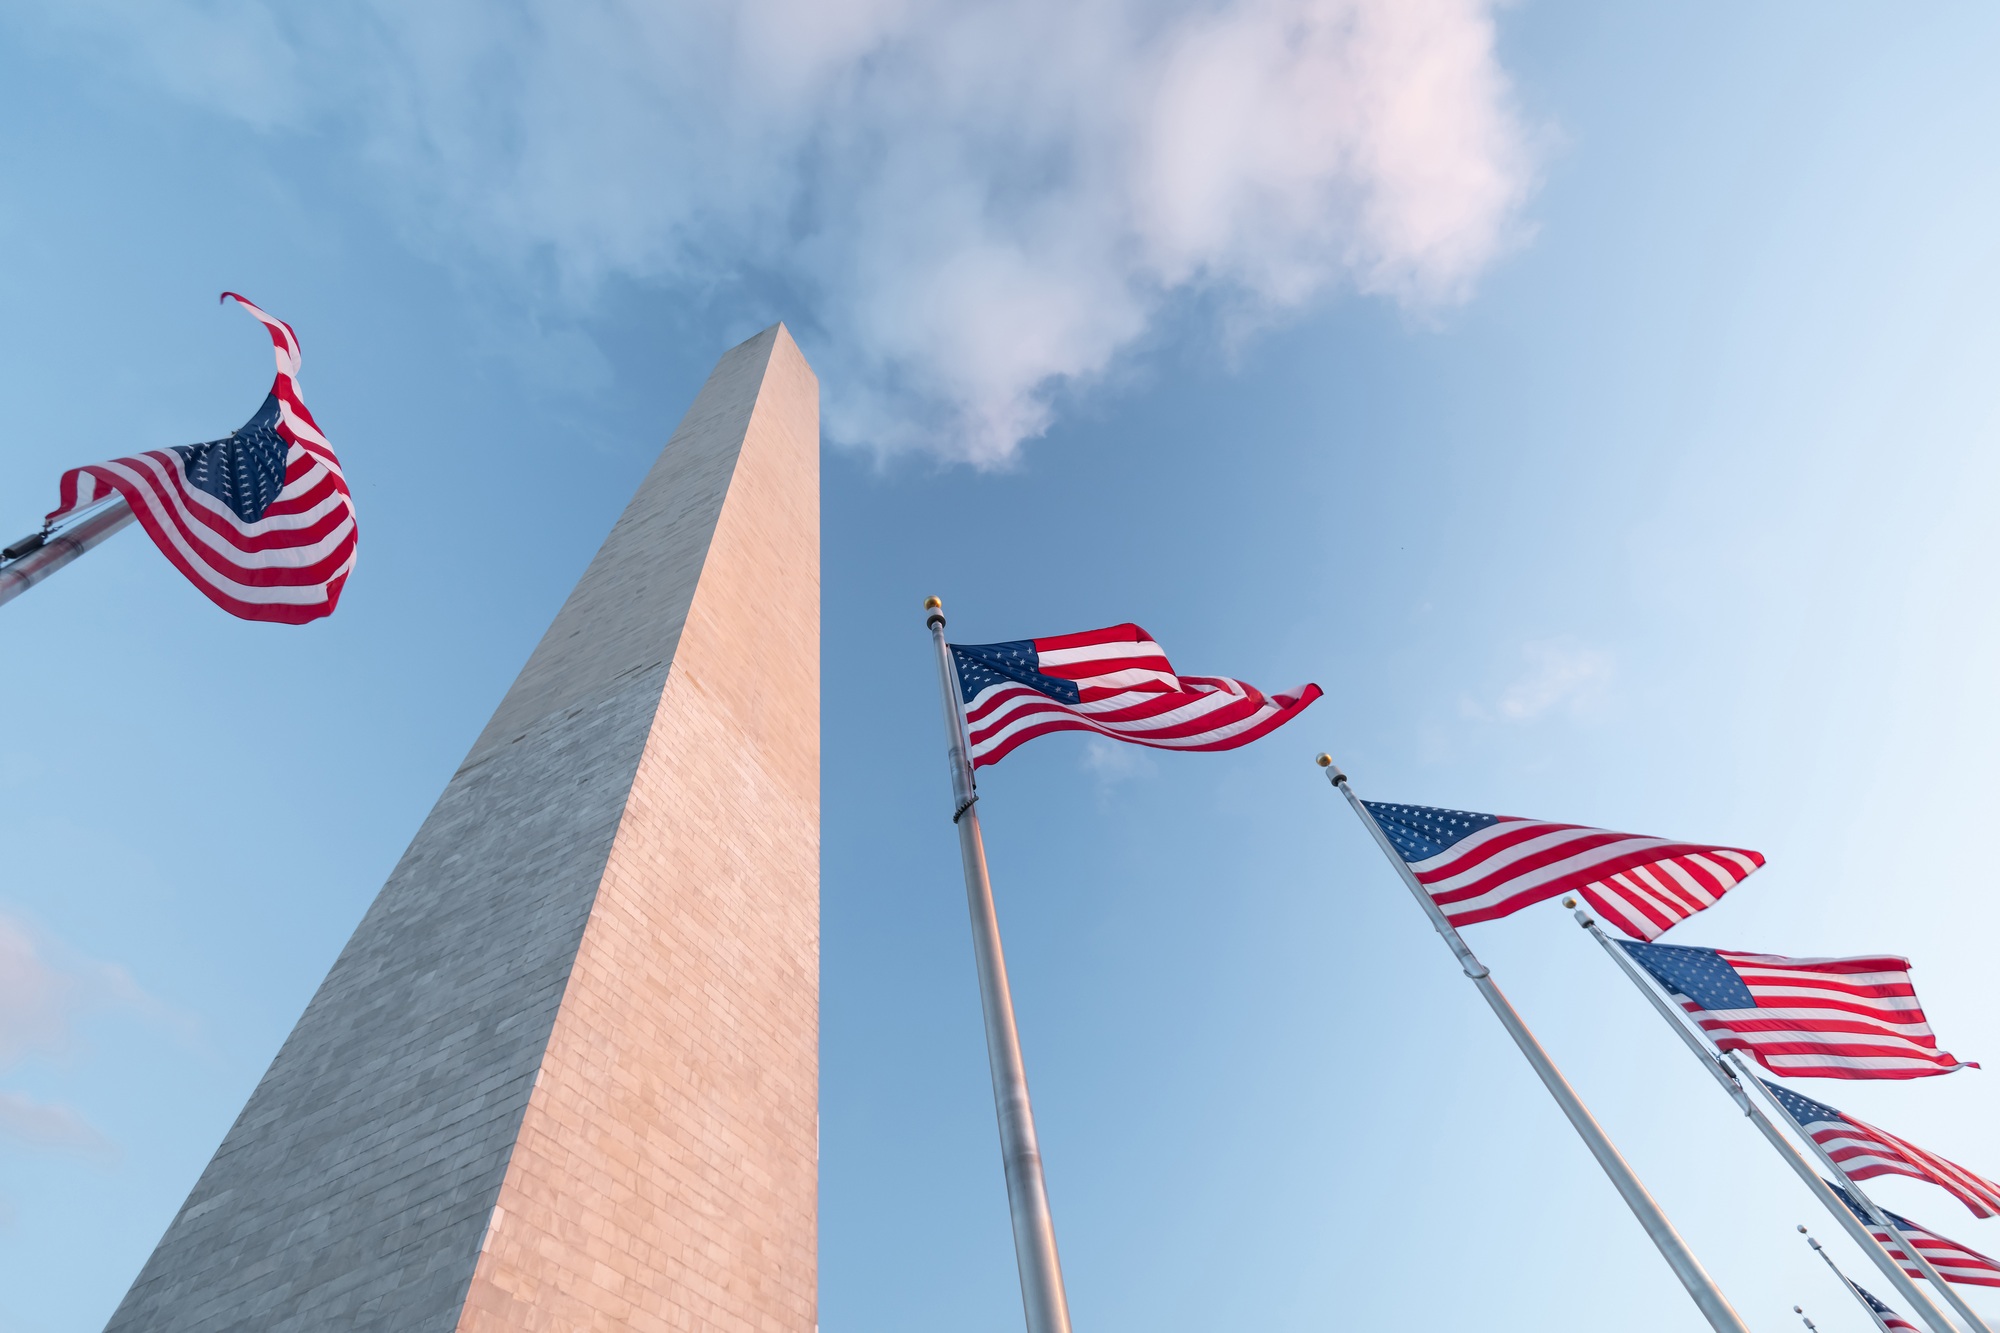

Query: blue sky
<box><xmin>4</xmin><ymin>4</ymin><xmax>2000</xmax><ymax>1331</ymax></box>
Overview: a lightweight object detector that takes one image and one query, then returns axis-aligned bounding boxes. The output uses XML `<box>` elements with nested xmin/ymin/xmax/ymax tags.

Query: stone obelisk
<box><xmin>105</xmin><ymin>326</ymin><xmax>819</xmax><ymax>1333</ymax></box>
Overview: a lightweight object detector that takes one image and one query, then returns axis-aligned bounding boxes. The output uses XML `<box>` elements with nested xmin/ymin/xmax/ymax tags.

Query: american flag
<box><xmin>1763</xmin><ymin>1079</ymin><xmax>2000</xmax><ymax>1218</ymax></box>
<box><xmin>1621</xmin><ymin>941</ymin><xmax>1975</xmax><ymax>1080</ymax></box>
<box><xmin>1360</xmin><ymin>802</ymin><xmax>1763</xmax><ymax>937</ymax></box>
<box><xmin>45</xmin><ymin>294</ymin><xmax>356</xmax><ymax>623</ymax></box>
<box><xmin>1830</xmin><ymin>1183</ymin><xmax>2000</xmax><ymax>1288</ymax></box>
<box><xmin>948</xmin><ymin>623</ymin><xmax>1320</xmax><ymax>769</ymax></box>
<box><xmin>1843</xmin><ymin>1278</ymin><xmax>1920</xmax><ymax>1333</ymax></box>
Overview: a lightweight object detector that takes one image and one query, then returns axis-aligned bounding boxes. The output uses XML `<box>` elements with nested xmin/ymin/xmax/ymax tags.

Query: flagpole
<box><xmin>926</xmin><ymin>598</ymin><xmax>1073</xmax><ymax>1333</ymax></box>
<box><xmin>1744</xmin><ymin>1057</ymin><xmax>1993</xmax><ymax>1333</ymax></box>
<box><xmin>1797</xmin><ymin>1307</ymin><xmax>1824</xmax><ymax>1333</ymax></box>
<box><xmin>1315</xmin><ymin>757</ymin><xmax>1751</xmax><ymax>1333</ymax></box>
<box><xmin>0</xmin><ymin>499</ymin><xmax>135</xmax><ymax>610</ymax></box>
<box><xmin>1805</xmin><ymin>1229</ymin><xmax>1901</xmax><ymax>1333</ymax></box>
<box><xmin>1568</xmin><ymin>900</ymin><xmax>1966</xmax><ymax>1333</ymax></box>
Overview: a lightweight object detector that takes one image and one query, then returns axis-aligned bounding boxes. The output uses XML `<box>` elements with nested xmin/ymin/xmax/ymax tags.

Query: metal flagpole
<box><xmin>1804</xmin><ymin>1227</ymin><xmax>1901</xmax><ymax>1333</ymax></box>
<box><xmin>1742</xmin><ymin>1055</ymin><xmax>1993</xmax><ymax>1333</ymax></box>
<box><xmin>0</xmin><ymin>499</ymin><xmax>135</xmax><ymax>610</ymax></box>
<box><xmin>1315</xmin><ymin>757</ymin><xmax>1751</xmax><ymax>1333</ymax></box>
<box><xmin>926</xmin><ymin>598</ymin><xmax>1073</xmax><ymax>1333</ymax></box>
<box><xmin>1796</xmin><ymin>1307</ymin><xmax>1823</xmax><ymax>1333</ymax></box>
<box><xmin>1568</xmin><ymin>900</ymin><xmax>1965</xmax><ymax>1333</ymax></box>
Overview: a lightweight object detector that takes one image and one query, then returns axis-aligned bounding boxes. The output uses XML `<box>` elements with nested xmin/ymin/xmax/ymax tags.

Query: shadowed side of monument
<box><xmin>104</xmin><ymin>326</ymin><xmax>819</xmax><ymax>1333</ymax></box>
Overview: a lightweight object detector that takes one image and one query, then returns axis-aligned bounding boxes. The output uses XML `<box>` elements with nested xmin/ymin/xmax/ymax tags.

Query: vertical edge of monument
<box><xmin>454</xmin><ymin>326</ymin><xmax>819</xmax><ymax>1333</ymax></box>
<box><xmin>99</xmin><ymin>326</ymin><xmax>800</xmax><ymax>1333</ymax></box>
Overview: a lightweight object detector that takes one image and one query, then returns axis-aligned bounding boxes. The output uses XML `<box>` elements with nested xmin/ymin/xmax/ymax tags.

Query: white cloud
<box><xmin>0</xmin><ymin>1091</ymin><xmax>116</xmax><ymax>1158</ymax></box>
<box><xmin>0</xmin><ymin>912</ymin><xmax>153</xmax><ymax>1157</ymax></box>
<box><xmin>1082</xmin><ymin>736</ymin><xmax>1156</xmax><ymax>786</ymax></box>
<box><xmin>0</xmin><ymin>914</ymin><xmax>72</xmax><ymax>1066</ymax></box>
<box><xmin>19</xmin><ymin>0</ymin><xmax>1535</xmax><ymax>464</ymax></box>
<box><xmin>1485</xmin><ymin>639</ymin><xmax>1615</xmax><ymax>721</ymax></box>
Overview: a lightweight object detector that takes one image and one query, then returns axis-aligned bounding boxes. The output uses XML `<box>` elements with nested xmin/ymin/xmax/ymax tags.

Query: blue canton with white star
<box><xmin>171</xmin><ymin>392</ymin><xmax>290</xmax><ymax>523</ymax></box>
<box><xmin>1619</xmin><ymin>940</ymin><xmax>1757</xmax><ymax>1010</ymax></box>
<box><xmin>1362</xmin><ymin>802</ymin><xmax>1503</xmax><ymax>862</ymax></box>
<box><xmin>1827</xmin><ymin>1181</ymin><xmax>1920</xmax><ymax>1233</ymax></box>
<box><xmin>1851</xmin><ymin>1281</ymin><xmax>1900</xmax><ymax>1317</ymax></box>
<box><xmin>1828</xmin><ymin>1181</ymin><xmax>1872</xmax><ymax>1223</ymax></box>
<box><xmin>1757</xmin><ymin>1078</ymin><xmax>1843</xmax><ymax>1127</ymax></box>
<box><xmin>949</xmin><ymin>639</ymin><xmax>1081</xmax><ymax>706</ymax></box>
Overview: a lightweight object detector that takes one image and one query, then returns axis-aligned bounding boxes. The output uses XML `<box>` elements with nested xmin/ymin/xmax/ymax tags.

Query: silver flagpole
<box><xmin>0</xmin><ymin>499</ymin><xmax>135</xmax><ymax>610</ymax></box>
<box><xmin>1796</xmin><ymin>1307</ymin><xmax>1824</xmax><ymax>1333</ymax></box>
<box><xmin>1742</xmin><ymin>1056</ymin><xmax>1992</xmax><ymax>1333</ymax></box>
<box><xmin>1805</xmin><ymin>1228</ymin><xmax>1900</xmax><ymax>1333</ymax></box>
<box><xmin>1315</xmin><ymin>756</ymin><xmax>1751</xmax><ymax>1333</ymax></box>
<box><xmin>926</xmin><ymin>598</ymin><xmax>1072</xmax><ymax>1333</ymax></box>
<box><xmin>1568</xmin><ymin>900</ymin><xmax>1965</xmax><ymax>1333</ymax></box>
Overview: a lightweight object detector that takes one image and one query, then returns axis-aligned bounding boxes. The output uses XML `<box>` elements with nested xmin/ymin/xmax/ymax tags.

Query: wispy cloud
<box><xmin>1082</xmin><ymin>736</ymin><xmax>1156</xmax><ymax>787</ymax></box>
<box><xmin>0</xmin><ymin>911</ymin><xmax>156</xmax><ymax>1157</ymax></box>
<box><xmin>1463</xmin><ymin>639</ymin><xmax>1614</xmax><ymax>722</ymax></box>
<box><xmin>18</xmin><ymin>0</ymin><xmax>1536</xmax><ymax>464</ymax></box>
<box><xmin>0</xmin><ymin>1091</ymin><xmax>116</xmax><ymax>1159</ymax></box>
<box><xmin>0</xmin><ymin>913</ymin><xmax>73</xmax><ymax>1067</ymax></box>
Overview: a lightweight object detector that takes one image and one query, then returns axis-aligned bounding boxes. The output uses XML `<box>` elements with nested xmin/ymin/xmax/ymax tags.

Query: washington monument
<box><xmin>105</xmin><ymin>326</ymin><xmax>820</xmax><ymax>1333</ymax></box>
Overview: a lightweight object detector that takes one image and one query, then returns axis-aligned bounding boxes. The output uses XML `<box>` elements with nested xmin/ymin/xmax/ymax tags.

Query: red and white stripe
<box><xmin>961</xmin><ymin>623</ymin><xmax>1320</xmax><ymax>768</ymax></box>
<box><xmin>1847</xmin><ymin>1281</ymin><xmax>1920</xmax><ymax>1333</ymax></box>
<box><xmin>45</xmin><ymin>293</ymin><xmax>356</xmax><ymax>624</ymax></box>
<box><xmin>1403</xmin><ymin>818</ymin><xmax>1763</xmax><ymax>938</ymax></box>
<box><xmin>1871</xmin><ymin>1216</ymin><xmax>2000</xmax><ymax>1288</ymax></box>
<box><xmin>1800</xmin><ymin>1107</ymin><xmax>2000</xmax><ymax>1219</ymax></box>
<box><xmin>1698</xmin><ymin>952</ymin><xmax>1975</xmax><ymax>1080</ymax></box>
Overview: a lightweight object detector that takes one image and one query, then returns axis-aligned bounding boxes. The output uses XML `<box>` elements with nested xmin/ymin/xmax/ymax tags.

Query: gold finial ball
<box><xmin>1798</xmin><ymin>1225</ymin><xmax>1809</xmax><ymax>1234</ymax></box>
<box><xmin>1562</xmin><ymin>897</ymin><xmax>1577</xmax><ymax>909</ymax></box>
<box><xmin>1315</xmin><ymin>753</ymin><xmax>1332</xmax><ymax>767</ymax></box>
<box><xmin>923</xmin><ymin>596</ymin><xmax>942</xmax><ymax>611</ymax></box>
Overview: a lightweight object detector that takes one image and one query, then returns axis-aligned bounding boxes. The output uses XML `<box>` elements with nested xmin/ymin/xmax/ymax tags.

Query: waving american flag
<box><xmin>1763</xmin><ymin>1079</ymin><xmax>2000</xmax><ymax>1218</ymax></box>
<box><xmin>1830</xmin><ymin>1184</ymin><xmax>2000</xmax><ymax>1288</ymax></box>
<box><xmin>1844</xmin><ymin>1279</ymin><xmax>1920</xmax><ymax>1333</ymax></box>
<box><xmin>1622</xmin><ymin>941</ymin><xmax>1976</xmax><ymax>1080</ymax></box>
<box><xmin>948</xmin><ymin>623</ymin><xmax>1319</xmax><ymax>768</ymax></box>
<box><xmin>45</xmin><ymin>294</ymin><xmax>356</xmax><ymax>623</ymax></box>
<box><xmin>1361</xmin><ymin>802</ymin><xmax>1763</xmax><ymax>938</ymax></box>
